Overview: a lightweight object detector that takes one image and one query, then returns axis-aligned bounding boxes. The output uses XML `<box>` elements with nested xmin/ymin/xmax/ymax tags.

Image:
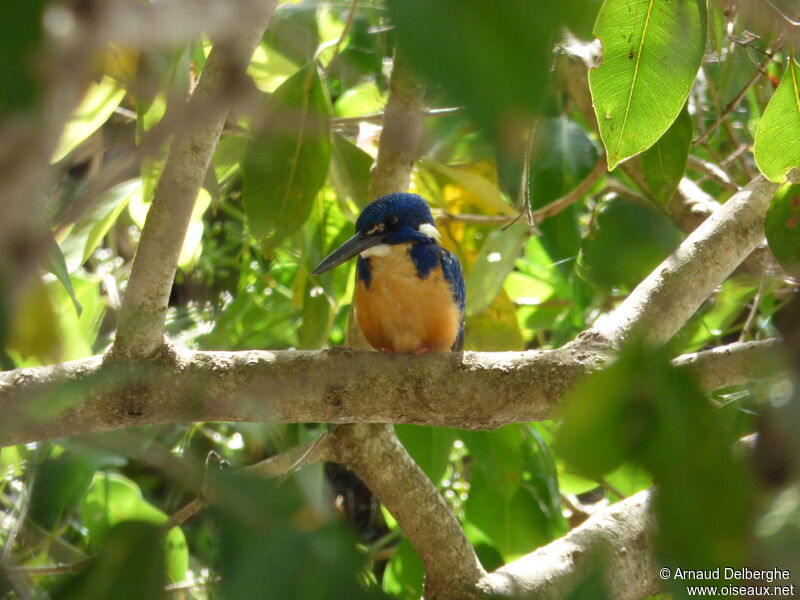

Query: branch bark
<box><xmin>0</xmin><ymin>339</ymin><xmax>778</xmax><ymax>448</ymax></box>
<box><xmin>592</xmin><ymin>175</ymin><xmax>779</xmax><ymax>347</ymax></box>
<box><xmin>481</xmin><ymin>490</ymin><xmax>658</xmax><ymax>599</ymax></box>
<box><xmin>113</xmin><ymin>3</ymin><xmax>277</xmax><ymax>359</ymax></box>
<box><xmin>333</xmin><ymin>425</ymin><xmax>486</xmax><ymax>599</ymax></box>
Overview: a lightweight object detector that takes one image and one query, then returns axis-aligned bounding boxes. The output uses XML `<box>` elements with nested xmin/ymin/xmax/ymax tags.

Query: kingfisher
<box><xmin>312</xmin><ymin>193</ymin><xmax>465</xmax><ymax>354</ymax></box>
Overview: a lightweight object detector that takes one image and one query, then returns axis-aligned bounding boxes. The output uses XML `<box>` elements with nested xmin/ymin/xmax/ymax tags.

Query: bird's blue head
<box><xmin>312</xmin><ymin>193</ymin><xmax>440</xmax><ymax>275</ymax></box>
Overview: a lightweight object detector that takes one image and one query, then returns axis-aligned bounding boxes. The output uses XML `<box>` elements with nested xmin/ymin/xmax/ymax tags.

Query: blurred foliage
<box><xmin>0</xmin><ymin>0</ymin><xmax>799</xmax><ymax>598</ymax></box>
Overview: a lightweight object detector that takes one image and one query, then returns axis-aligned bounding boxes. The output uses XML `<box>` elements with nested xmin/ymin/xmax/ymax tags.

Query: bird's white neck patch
<box><xmin>418</xmin><ymin>223</ymin><xmax>441</xmax><ymax>241</ymax></box>
<box><xmin>360</xmin><ymin>244</ymin><xmax>392</xmax><ymax>258</ymax></box>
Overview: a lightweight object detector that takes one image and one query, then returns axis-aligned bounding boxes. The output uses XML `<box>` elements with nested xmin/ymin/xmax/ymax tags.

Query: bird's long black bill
<box><xmin>312</xmin><ymin>232</ymin><xmax>382</xmax><ymax>275</ymax></box>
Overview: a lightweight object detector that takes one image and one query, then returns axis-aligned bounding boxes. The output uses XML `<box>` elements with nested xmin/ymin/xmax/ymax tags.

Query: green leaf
<box><xmin>30</xmin><ymin>453</ymin><xmax>94</xmax><ymax>529</ymax></box>
<box><xmin>421</xmin><ymin>159</ymin><xmax>517</xmax><ymax>216</ymax></box>
<box><xmin>0</xmin><ymin>0</ymin><xmax>45</xmax><ymax>116</ymax></box>
<box><xmin>394</xmin><ymin>425</ymin><xmax>458</xmax><ymax>485</ymax></box>
<box><xmin>60</xmin><ymin>179</ymin><xmax>142</xmax><ymax>272</ymax></box>
<box><xmin>578</xmin><ymin>197</ymin><xmax>683</xmax><ymax>290</ymax></box>
<box><xmin>765</xmin><ymin>183</ymin><xmax>800</xmax><ymax>271</ymax></box>
<box><xmin>53</xmin><ymin>76</ymin><xmax>126</xmax><ymax>163</ymax></box>
<box><xmin>242</xmin><ymin>64</ymin><xmax>332</xmax><ymax>251</ymax></box>
<box><xmin>80</xmin><ymin>473</ymin><xmax>188</xmax><ymax>583</ymax></box>
<box><xmin>465</xmin><ymin>223</ymin><xmax>528</xmax><ymax>316</ymax></box>
<box><xmin>640</xmin><ymin>106</ymin><xmax>693</xmax><ymax>205</ymax></box>
<box><xmin>754</xmin><ymin>58</ymin><xmax>800</xmax><ymax>182</ymax></box>
<box><xmin>589</xmin><ymin>0</ymin><xmax>707</xmax><ymax>170</ymax></box>
<box><xmin>330</xmin><ymin>133</ymin><xmax>373</xmax><ymax>209</ymax></box>
<box><xmin>44</xmin><ymin>235</ymin><xmax>82</xmax><ymax>316</ymax></box>
<box><xmin>530</xmin><ymin>117</ymin><xmax>601</xmax><ymax>271</ymax></box>
<box><xmin>298</xmin><ymin>276</ymin><xmax>334</xmax><ymax>349</ymax></box>
<box><xmin>387</xmin><ymin>0</ymin><xmax>583</xmax><ymax>142</ymax></box>
<box><xmin>211</xmin><ymin>471</ymin><xmax>382</xmax><ymax>600</ymax></box>
<box><xmin>382</xmin><ymin>538</ymin><xmax>424</xmax><ymax>599</ymax></box>
<box><xmin>53</xmin><ymin>521</ymin><xmax>166</xmax><ymax>600</ymax></box>
<box><xmin>464</xmin><ymin>290</ymin><xmax>525</xmax><ymax>351</ymax></box>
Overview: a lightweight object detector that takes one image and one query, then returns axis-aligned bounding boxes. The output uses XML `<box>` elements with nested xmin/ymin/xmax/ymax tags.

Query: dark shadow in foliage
<box><xmin>210</xmin><ymin>469</ymin><xmax>387</xmax><ymax>600</ymax></box>
<box><xmin>52</xmin><ymin>521</ymin><xmax>166</xmax><ymax>600</ymax></box>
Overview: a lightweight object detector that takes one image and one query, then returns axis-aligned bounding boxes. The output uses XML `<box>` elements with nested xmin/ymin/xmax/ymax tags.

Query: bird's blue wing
<box><xmin>438</xmin><ymin>248</ymin><xmax>465</xmax><ymax>351</ymax></box>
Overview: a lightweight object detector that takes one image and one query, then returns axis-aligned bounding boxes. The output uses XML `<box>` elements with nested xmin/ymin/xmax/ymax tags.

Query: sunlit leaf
<box><xmin>465</xmin><ymin>223</ymin><xmax>529</xmax><ymax>316</ymax></box>
<box><xmin>394</xmin><ymin>425</ymin><xmax>458</xmax><ymax>485</ymax></box>
<box><xmin>44</xmin><ymin>235</ymin><xmax>82</xmax><ymax>316</ymax></box>
<box><xmin>640</xmin><ymin>106</ymin><xmax>693</xmax><ymax>205</ymax></box>
<box><xmin>382</xmin><ymin>538</ymin><xmax>423</xmax><ymax>599</ymax></box>
<box><xmin>590</xmin><ymin>0</ymin><xmax>707</xmax><ymax>169</ymax></box>
<box><xmin>422</xmin><ymin>159</ymin><xmax>517</xmax><ymax>217</ymax></box>
<box><xmin>765</xmin><ymin>182</ymin><xmax>800</xmax><ymax>272</ymax></box>
<box><xmin>754</xmin><ymin>58</ymin><xmax>800</xmax><ymax>182</ymax></box>
<box><xmin>52</xmin><ymin>76</ymin><xmax>126</xmax><ymax>163</ymax></box>
<box><xmin>80</xmin><ymin>473</ymin><xmax>188</xmax><ymax>583</ymax></box>
<box><xmin>242</xmin><ymin>64</ymin><xmax>332</xmax><ymax>252</ymax></box>
<box><xmin>60</xmin><ymin>179</ymin><xmax>142</xmax><ymax>272</ymax></box>
<box><xmin>464</xmin><ymin>290</ymin><xmax>524</xmax><ymax>351</ymax></box>
<box><xmin>6</xmin><ymin>276</ymin><xmax>60</xmax><ymax>363</ymax></box>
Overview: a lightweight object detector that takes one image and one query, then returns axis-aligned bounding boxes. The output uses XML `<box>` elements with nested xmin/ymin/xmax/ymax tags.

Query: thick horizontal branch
<box><xmin>481</xmin><ymin>490</ymin><xmax>658</xmax><ymax>599</ymax></box>
<box><xmin>0</xmin><ymin>338</ymin><xmax>780</xmax><ymax>448</ymax></box>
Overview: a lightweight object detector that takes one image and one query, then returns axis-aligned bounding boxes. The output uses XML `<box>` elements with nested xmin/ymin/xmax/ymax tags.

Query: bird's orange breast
<box><xmin>355</xmin><ymin>243</ymin><xmax>461</xmax><ymax>353</ymax></box>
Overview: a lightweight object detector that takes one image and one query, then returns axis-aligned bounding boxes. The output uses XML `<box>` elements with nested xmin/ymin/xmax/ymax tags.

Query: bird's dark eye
<box><xmin>385</xmin><ymin>215</ymin><xmax>399</xmax><ymax>227</ymax></box>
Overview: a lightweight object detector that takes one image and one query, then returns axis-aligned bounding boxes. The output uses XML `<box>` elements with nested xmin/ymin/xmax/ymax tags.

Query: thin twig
<box><xmin>758</xmin><ymin>0</ymin><xmax>800</xmax><ymax>27</ymax></box>
<box><xmin>5</xmin><ymin>558</ymin><xmax>93</xmax><ymax>577</ymax></box>
<box><xmin>687</xmin><ymin>155</ymin><xmax>740</xmax><ymax>192</ymax></box>
<box><xmin>693</xmin><ymin>49</ymin><xmax>775</xmax><ymax>146</ymax></box>
<box><xmin>436</xmin><ymin>212</ymin><xmax>516</xmax><ymax>225</ymax></box>
<box><xmin>331</xmin><ymin>106</ymin><xmax>462</xmax><ymax>127</ymax></box>
<box><xmin>324</xmin><ymin>0</ymin><xmax>359</xmax><ymax>76</ymax></box>
<box><xmin>739</xmin><ymin>275</ymin><xmax>767</xmax><ymax>342</ymax></box>
<box><xmin>531</xmin><ymin>155</ymin><xmax>607</xmax><ymax>223</ymax></box>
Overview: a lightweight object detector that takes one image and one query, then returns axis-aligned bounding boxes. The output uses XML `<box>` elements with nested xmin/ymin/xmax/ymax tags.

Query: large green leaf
<box><xmin>590</xmin><ymin>0</ymin><xmax>707</xmax><ymax>170</ymax></box>
<box><xmin>243</xmin><ymin>64</ymin><xmax>332</xmax><ymax>252</ymax></box>
<box><xmin>765</xmin><ymin>183</ymin><xmax>800</xmax><ymax>271</ymax></box>
<box><xmin>754</xmin><ymin>58</ymin><xmax>800</xmax><ymax>182</ymax></box>
<box><xmin>640</xmin><ymin>106</ymin><xmax>693</xmax><ymax>205</ymax></box>
<box><xmin>53</xmin><ymin>76</ymin><xmax>126</xmax><ymax>163</ymax></box>
<box><xmin>387</xmin><ymin>0</ymin><xmax>595</xmax><ymax>144</ymax></box>
<box><xmin>462</xmin><ymin>426</ymin><xmax>566</xmax><ymax>561</ymax></box>
<box><xmin>53</xmin><ymin>521</ymin><xmax>166</xmax><ymax>600</ymax></box>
